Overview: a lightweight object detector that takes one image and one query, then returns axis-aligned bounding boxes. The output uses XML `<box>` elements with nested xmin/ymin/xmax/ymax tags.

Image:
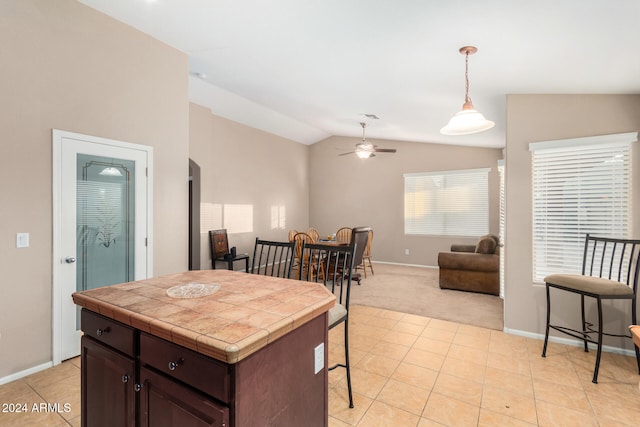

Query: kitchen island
<box><xmin>72</xmin><ymin>269</ymin><xmax>336</xmax><ymax>427</ymax></box>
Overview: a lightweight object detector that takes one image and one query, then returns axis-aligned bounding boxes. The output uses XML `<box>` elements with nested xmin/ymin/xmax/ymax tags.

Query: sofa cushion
<box><xmin>475</xmin><ymin>235</ymin><xmax>498</xmax><ymax>254</ymax></box>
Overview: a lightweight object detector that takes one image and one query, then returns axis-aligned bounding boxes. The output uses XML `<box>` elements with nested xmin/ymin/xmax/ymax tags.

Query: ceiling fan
<box><xmin>339</xmin><ymin>122</ymin><xmax>397</xmax><ymax>158</ymax></box>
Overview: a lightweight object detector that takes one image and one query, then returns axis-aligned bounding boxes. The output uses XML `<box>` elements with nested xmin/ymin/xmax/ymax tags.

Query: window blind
<box><xmin>530</xmin><ymin>133</ymin><xmax>635</xmax><ymax>283</ymax></box>
<box><xmin>404</xmin><ymin>168</ymin><xmax>489</xmax><ymax>237</ymax></box>
<box><xmin>498</xmin><ymin>160</ymin><xmax>505</xmax><ymax>298</ymax></box>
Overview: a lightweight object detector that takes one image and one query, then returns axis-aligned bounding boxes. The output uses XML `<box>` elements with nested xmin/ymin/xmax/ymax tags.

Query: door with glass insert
<box><xmin>53</xmin><ymin>130</ymin><xmax>151</xmax><ymax>363</ymax></box>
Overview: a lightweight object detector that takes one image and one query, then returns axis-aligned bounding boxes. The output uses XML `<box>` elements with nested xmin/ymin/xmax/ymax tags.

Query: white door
<box><xmin>53</xmin><ymin>130</ymin><xmax>153</xmax><ymax>364</ymax></box>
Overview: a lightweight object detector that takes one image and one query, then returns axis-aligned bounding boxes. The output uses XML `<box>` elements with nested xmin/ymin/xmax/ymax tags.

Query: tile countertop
<box><xmin>72</xmin><ymin>270</ymin><xmax>336</xmax><ymax>364</ymax></box>
<box><xmin>632</xmin><ymin>325</ymin><xmax>640</xmax><ymax>349</ymax></box>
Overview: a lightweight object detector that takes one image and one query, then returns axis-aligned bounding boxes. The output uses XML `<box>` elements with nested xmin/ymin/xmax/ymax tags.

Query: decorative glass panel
<box><xmin>76</xmin><ymin>155</ymin><xmax>135</xmax><ymax>291</ymax></box>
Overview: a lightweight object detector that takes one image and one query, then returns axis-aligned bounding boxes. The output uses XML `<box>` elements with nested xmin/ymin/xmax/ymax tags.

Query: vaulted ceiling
<box><xmin>79</xmin><ymin>0</ymin><xmax>640</xmax><ymax>148</ymax></box>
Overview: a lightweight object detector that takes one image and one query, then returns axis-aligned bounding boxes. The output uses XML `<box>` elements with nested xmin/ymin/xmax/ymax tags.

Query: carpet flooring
<box><xmin>349</xmin><ymin>263</ymin><xmax>504</xmax><ymax>330</ymax></box>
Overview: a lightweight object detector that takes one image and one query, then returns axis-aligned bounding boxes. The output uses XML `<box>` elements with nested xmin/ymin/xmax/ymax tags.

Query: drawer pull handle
<box><xmin>122</xmin><ymin>374</ymin><xmax>129</xmax><ymax>383</ymax></box>
<box><xmin>168</xmin><ymin>358</ymin><xmax>184</xmax><ymax>371</ymax></box>
<box><xmin>134</xmin><ymin>383</ymin><xmax>143</xmax><ymax>392</ymax></box>
<box><xmin>96</xmin><ymin>327</ymin><xmax>111</xmax><ymax>336</ymax></box>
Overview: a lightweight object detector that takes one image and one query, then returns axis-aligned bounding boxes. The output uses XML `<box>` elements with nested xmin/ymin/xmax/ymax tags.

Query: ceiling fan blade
<box><xmin>338</xmin><ymin>151</ymin><xmax>355</xmax><ymax>156</ymax></box>
<box><xmin>373</xmin><ymin>148</ymin><xmax>397</xmax><ymax>153</ymax></box>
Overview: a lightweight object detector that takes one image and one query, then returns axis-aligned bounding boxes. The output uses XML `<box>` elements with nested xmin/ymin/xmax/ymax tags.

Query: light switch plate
<box><xmin>16</xmin><ymin>233</ymin><xmax>29</xmax><ymax>248</ymax></box>
<box><xmin>314</xmin><ymin>343</ymin><xmax>324</xmax><ymax>374</ymax></box>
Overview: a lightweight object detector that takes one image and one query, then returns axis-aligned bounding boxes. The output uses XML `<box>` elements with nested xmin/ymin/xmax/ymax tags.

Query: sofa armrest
<box><xmin>438</xmin><ymin>251</ymin><xmax>499</xmax><ymax>273</ymax></box>
<box><xmin>450</xmin><ymin>244</ymin><xmax>476</xmax><ymax>253</ymax></box>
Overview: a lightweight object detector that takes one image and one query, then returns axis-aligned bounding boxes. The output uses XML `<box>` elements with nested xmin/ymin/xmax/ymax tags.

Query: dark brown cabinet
<box><xmin>81</xmin><ymin>335</ymin><xmax>136</xmax><ymax>427</ymax></box>
<box><xmin>139</xmin><ymin>367</ymin><xmax>228</xmax><ymax>427</ymax></box>
<box><xmin>80</xmin><ymin>308</ymin><xmax>328</xmax><ymax>427</ymax></box>
<box><xmin>81</xmin><ymin>309</ymin><xmax>229</xmax><ymax>427</ymax></box>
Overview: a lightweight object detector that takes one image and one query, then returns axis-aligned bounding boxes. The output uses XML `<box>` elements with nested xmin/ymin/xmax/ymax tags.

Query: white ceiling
<box><xmin>78</xmin><ymin>0</ymin><xmax>640</xmax><ymax>148</ymax></box>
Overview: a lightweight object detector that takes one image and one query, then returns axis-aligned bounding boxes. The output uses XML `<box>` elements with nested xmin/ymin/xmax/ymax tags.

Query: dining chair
<box><xmin>356</xmin><ymin>229</ymin><xmax>374</xmax><ymax>278</ymax></box>
<box><xmin>250</xmin><ymin>238</ymin><xmax>296</xmax><ymax>278</ymax></box>
<box><xmin>542</xmin><ymin>234</ymin><xmax>640</xmax><ymax>383</ymax></box>
<box><xmin>298</xmin><ymin>240</ymin><xmax>357</xmax><ymax>408</ymax></box>
<box><xmin>292</xmin><ymin>232</ymin><xmax>316</xmax><ymax>278</ymax></box>
<box><xmin>335</xmin><ymin>227</ymin><xmax>352</xmax><ymax>245</ymax></box>
<box><xmin>348</xmin><ymin>227</ymin><xmax>371</xmax><ymax>285</ymax></box>
<box><xmin>306</xmin><ymin>227</ymin><xmax>320</xmax><ymax>243</ymax></box>
<box><xmin>287</xmin><ymin>229</ymin><xmax>298</xmax><ymax>242</ymax></box>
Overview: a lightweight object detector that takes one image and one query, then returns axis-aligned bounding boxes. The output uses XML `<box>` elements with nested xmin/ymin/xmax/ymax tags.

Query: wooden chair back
<box><xmin>335</xmin><ymin>227</ymin><xmax>352</xmax><ymax>244</ymax></box>
<box><xmin>306</xmin><ymin>227</ymin><xmax>320</xmax><ymax>243</ymax></box>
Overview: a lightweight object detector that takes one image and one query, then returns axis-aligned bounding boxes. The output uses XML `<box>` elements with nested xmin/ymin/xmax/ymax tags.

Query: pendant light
<box><xmin>440</xmin><ymin>46</ymin><xmax>494</xmax><ymax>135</ymax></box>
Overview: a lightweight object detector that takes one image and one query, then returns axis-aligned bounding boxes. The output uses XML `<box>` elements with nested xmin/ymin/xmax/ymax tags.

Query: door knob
<box><xmin>65</xmin><ymin>257</ymin><xmax>76</xmax><ymax>264</ymax></box>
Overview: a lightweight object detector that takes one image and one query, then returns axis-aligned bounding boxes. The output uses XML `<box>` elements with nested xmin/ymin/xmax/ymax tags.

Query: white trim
<box><xmin>0</xmin><ymin>362</ymin><xmax>53</xmax><ymax>386</ymax></box>
<box><xmin>528</xmin><ymin>131</ymin><xmax>637</xmax><ymax>152</ymax></box>
<box><xmin>372</xmin><ymin>261</ymin><xmax>438</xmax><ymax>269</ymax></box>
<box><xmin>52</xmin><ymin>131</ymin><xmax>63</xmax><ymax>366</ymax></box>
<box><xmin>504</xmin><ymin>328</ymin><xmax>638</xmax><ymax>357</ymax></box>
<box><xmin>52</xmin><ymin>129</ymin><xmax>153</xmax><ymax>365</ymax></box>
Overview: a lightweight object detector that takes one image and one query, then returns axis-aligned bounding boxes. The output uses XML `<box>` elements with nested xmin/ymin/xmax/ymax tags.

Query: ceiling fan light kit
<box><xmin>440</xmin><ymin>46</ymin><xmax>494</xmax><ymax>136</ymax></box>
<box><xmin>340</xmin><ymin>122</ymin><xmax>397</xmax><ymax>158</ymax></box>
<box><xmin>355</xmin><ymin>143</ymin><xmax>374</xmax><ymax>159</ymax></box>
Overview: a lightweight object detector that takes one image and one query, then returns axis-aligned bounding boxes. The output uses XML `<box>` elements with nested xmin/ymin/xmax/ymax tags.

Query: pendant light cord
<box><xmin>464</xmin><ymin>51</ymin><xmax>471</xmax><ymax>105</ymax></box>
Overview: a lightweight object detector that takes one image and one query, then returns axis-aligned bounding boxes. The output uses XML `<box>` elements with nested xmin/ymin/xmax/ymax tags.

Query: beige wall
<box><xmin>0</xmin><ymin>0</ymin><xmax>189</xmax><ymax>378</ymax></box>
<box><xmin>189</xmin><ymin>104</ymin><xmax>310</xmax><ymax>268</ymax></box>
<box><xmin>504</xmin><ymin>94</ymin><xmax>640</xmax><ymax>350</ymax></box>
<box><xmin>309</xmin><ymin>136</ymin><xmax>503</xmax><ymax>265</ymax></box>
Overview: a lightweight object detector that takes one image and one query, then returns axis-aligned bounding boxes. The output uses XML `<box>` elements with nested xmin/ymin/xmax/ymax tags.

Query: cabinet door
<box><xmin>81</xmin><ymin>336</ymin><xmax>135</xmax><ymax>427</ymax></box>
<box><xmin>139</xmin><ymin>367</ymin><xmax>229</xmax><ymax>427</ymax></box>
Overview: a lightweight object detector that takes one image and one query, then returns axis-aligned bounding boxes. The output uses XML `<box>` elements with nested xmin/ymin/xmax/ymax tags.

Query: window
<box><xmin>404</xmin><ymin>168</ymin><xmax>489</xmax><ymax>236</ymax></box>
<box><xmin>498</xmin><ymin>160</ymin><xmax>505</xmax><ymax>298</ymax></box>
<box><xmin>530</xmin><ymin>132</ymin><xmax>636</xmax><ymax>283</ymax></box>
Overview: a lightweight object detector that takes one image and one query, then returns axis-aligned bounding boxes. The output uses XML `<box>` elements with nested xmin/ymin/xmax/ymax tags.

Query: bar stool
<box><xmin>542</xmin><ymin>234</ymin><xmax>640</xmax><ymax>383</ymax></box>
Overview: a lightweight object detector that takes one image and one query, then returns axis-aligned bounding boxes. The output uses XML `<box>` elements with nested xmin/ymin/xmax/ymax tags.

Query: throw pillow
<box><xmin>475</xmin><ymin>235</ymin><xmax>497</xmax><ymax>254</ymax></box>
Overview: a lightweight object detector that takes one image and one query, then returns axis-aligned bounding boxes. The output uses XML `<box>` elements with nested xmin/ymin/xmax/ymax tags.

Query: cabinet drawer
<box><xmin>81</xmin><ymin>309</ymin><xmax>136</xmax><ymax>357</ymax></box>
<box><xmin>139</xmin><ymin>333</ymin><xmax>231</xmax><ymax>404</ymax></box>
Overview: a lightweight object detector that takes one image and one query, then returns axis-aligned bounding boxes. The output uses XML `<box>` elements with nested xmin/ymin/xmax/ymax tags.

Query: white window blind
<box><xmin>530</xmin><ymin>132</ymin><xmax>635</xmax><ymax>283</ymax></box>
<box><xmin>404</xmin><ymin>168</ymin><xmax>489</xmax><ymax>236</ymax></box>
<box><xmin>498</xmin><ymin>160</ymin><xmax>505</xmax><ymax>298</ymax></box>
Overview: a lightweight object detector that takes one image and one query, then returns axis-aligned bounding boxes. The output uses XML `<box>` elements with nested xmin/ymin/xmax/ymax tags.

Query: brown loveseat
<box><xmin>437</xmin><ymin>234</ymin><xmax>500</xmax><ymax>296</ymax></box>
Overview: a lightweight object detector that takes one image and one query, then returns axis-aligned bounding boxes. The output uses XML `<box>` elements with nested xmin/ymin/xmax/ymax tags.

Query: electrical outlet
<box><xmin>404</xmin><ymin>249</ymin><xmax>410</xmax><ymax>255</ymax></box>
<box><xmin>314</xmin><ymin>343</ymin><xmax>324</xmax><ymax>374</ymax></box>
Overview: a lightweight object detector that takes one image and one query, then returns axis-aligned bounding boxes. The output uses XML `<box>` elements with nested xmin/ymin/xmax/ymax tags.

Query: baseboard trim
<box><xmin>373</xmin><ymin>261</ymin><xmax>438</xmax><ymax>269</ymax></box>
<box><xmin>504</xmin><ymin>327</ymin><xmax>637</xmax><ymax>357</ymax></box>
<box><xmin>0</xmin><ymin>361</ymin><xmax>54</xmax><ymax>386</ymax></box>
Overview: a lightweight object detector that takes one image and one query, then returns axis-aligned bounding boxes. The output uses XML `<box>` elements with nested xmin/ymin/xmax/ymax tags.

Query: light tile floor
<box><xmin>1</xmin><ymin>305</ymin><xmax>639</xmax><ymax>426</ymax></box>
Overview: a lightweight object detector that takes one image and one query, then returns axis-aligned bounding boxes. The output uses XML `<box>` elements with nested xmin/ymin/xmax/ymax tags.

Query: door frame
<box><xmin>52</xmin><ymin>129</ymin><xmax>154</xmax><ymax>365</ymax></box>
<box><xmin>189</xmin><ymin>159</ymin><xmax>201</xmax><ymax>270</ymax></box>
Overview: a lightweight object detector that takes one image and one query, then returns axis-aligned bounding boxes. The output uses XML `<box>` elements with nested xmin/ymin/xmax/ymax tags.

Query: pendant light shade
<box><xmin>440</xmin><ymin>46</ymin><xmax>494</xmax><ymax>136</ymax></box>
